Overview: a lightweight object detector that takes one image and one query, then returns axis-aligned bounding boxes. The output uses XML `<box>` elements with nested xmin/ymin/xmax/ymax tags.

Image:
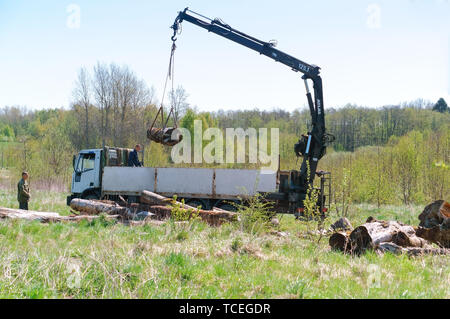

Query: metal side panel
<box><xmin>215</xmin><ymin>169</ymin><xmax>277</xmax><ymax>196</ymax></box>
<box><xmin>156</xmin><ymin>168</ymin><xmax>213</xmax><ymax>195</ymax></box>
<box><xmin>102</xmin><ymin>167</ymin><xmax>155</xmax><ymax>193</ymax></box>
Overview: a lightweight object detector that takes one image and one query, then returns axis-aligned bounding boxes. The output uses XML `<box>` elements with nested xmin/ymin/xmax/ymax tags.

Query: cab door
<box><xmin>72</xmin><ymin>151</ymin><xmax>100</xmax><ymax>194</ymax></box>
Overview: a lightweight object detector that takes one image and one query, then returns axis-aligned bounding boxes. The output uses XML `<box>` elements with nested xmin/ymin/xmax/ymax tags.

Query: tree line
<box><xmin>0</xmin><ymin>63</ymin><xmax>448</xmax><ymax>204</ymax></box>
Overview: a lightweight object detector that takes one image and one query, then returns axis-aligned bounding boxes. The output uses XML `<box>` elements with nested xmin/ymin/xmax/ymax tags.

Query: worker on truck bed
<box><xmin>128</xmin><ymin>144</ymin><xmax>142</xmax><ymax>167</ymax></box>
<box><xmin>17</xmin><ymin>171</ymin><xmax>31</xmax><ymax>210</ymax></box>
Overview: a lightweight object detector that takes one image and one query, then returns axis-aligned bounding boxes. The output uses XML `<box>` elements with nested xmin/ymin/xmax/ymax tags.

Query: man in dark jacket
<box><xmin>17</xmin><ymin>171</ymin><xmax>30</xmax><ymax>210</ymax></box>
<box><xmin>128</xmin><ymin>144</ymin><xmax>142</xmax><ymax>167</ymax></box>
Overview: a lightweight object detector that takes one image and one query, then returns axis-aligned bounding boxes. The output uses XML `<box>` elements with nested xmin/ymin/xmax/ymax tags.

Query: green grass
<box><xmin>0</xmin><ymin>190</ymin><xmax>448</xmax><ymax>298</ymax></box>
<box><xmin>0</xmin><ymin>189</ymin><xmax>70</xmax><ymax>215</ymax></box>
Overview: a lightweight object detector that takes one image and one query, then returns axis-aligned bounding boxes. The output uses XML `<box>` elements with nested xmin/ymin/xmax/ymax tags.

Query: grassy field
<box><xmin>0</xmin><ymin>189</ymin><xmax>448</xmax><ymax>299</ymax></box>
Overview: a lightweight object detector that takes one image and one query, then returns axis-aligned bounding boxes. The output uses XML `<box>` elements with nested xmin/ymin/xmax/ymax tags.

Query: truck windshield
<box><xmin>76</xmin><ymin>153</ymin><xmax>95</xmax><ymax>172</ymax></box>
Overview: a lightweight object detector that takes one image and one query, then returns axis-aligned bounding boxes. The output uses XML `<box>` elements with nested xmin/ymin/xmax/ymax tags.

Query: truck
<box><xmin>67</xmin><ymin>8</ymin><xmax>335</xmax><ymax>216</ymax></box>
<box><xmin>67</xmin><ymin>146</ymin><xmax>331</xmax><ymax>214</ymax></box>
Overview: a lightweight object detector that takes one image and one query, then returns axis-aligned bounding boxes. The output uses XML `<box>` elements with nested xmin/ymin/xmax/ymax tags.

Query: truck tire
<box><xmin>82</xmin><ymin>192</ymin><xmax>100</xmax><ymax>200</ymax></box>
<box><xmin>185</xmin><ymin>199</ymin><xmax>206</xmax><ymax>210</ymax></box>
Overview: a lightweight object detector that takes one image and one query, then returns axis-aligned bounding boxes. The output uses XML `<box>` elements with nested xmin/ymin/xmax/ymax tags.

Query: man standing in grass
<box><xmin>17</xmin><ymin>171</ymin><xmax>30</xmax><ymax>210</ymax></box>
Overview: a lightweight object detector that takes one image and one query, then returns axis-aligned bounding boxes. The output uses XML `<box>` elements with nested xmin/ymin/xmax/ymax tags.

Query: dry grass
<box><xmin>0</xmin><ymin>189</ymin><xmax>449</xmax><ymax>298</ymax></box>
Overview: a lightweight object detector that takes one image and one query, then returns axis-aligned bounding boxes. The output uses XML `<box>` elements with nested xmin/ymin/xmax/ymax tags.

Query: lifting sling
<box><xmin>147</xmin><ymin>40</ymin><xmax>183</xmax><ymax>146</ymax></box>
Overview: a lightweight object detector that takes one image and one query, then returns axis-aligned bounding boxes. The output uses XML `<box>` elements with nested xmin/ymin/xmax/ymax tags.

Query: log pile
<box><xmin>329</xmin><ymin>200</ymin><xmax>450</xmax><ymax>256</ymax></box>
<box><xmin>68</xmin><ymin>191</ymin><xmax>238</xmax><ymax>226</ymax></box>
<box><xmin>140</xmin><ymin>190</ymin><xmax>238</xmax><ymax>226</ymax></box>
<box><xmin>0</xmin><ymin>191</ymin><xmax>237</xmax><ymax>227</ymax></box>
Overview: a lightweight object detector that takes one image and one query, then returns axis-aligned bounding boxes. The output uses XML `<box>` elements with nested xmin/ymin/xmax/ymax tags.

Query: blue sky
<box><xmin>0</xmin><ymin>0</ymin><xmax>449</xmax><ymax>111</ymax></box>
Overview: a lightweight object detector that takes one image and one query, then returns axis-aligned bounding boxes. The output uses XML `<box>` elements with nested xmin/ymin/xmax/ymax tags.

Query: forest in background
<box><xmin>0</xmin><ymin>63</ymin><xmax>449</xmax><ymax>206</ymax></box>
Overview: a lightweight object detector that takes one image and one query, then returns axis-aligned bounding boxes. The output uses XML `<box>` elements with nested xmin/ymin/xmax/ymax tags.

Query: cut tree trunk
<box><xmin>415</xmin><ymin>200</ymin><xmax>450</xmax><ymax>248</ymax></box>
<box><xmin>378</xmin><ymin>242</ymin><xmax>450</xmax><ymax>256</ymax></box>
<box><xmin>70</xmin><ymin>198</ymin><xmax>131</xmax><ymax>218</ymax></box>
<box><xmin>329</xmin><ymin>232</ymin><xmax>350</xmax><ymax>252</ymax></box>
<box><xmin>140</xmin><ymin>190</ymin><xmax>174</xmax><ymax>206</ymax></box>
<box><xmin>348</xmin><ymin>217</ymin><xmax>427</xmax><ymax>254</ymax></box>
<box><xmin>141</xmin><ymin>190</ymin><xmax>199</xmax><ymax>210</ymax></box>
<box><xmin>418</xmin><ymin>200</ymin><xmax>447</xmax><ymax>228</ymax></box>
<box><xmin>0</xmin><ymin>207</ymin><xmax>120</xmax><ymax>223</ymax></box>
<box><xmin>416</xmin><ymin>226</ymin><xmax>450</xmax><ymax>248</ymax></box>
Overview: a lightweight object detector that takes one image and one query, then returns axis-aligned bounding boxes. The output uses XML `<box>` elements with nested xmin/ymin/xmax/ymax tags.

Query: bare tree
<box><xmin>72</xmin><ymin>67</ymin><xmax>91</xmax><ymax>147</ymax></box>
<box><xmin>169</xmin><ymin>85</ymin><xmax>189</xmax><ymax>124</ymax></box>
<box><xmin>93</xmin><ymin>62</ymin><xmax>112</xmax><ymax>147</ymax></box>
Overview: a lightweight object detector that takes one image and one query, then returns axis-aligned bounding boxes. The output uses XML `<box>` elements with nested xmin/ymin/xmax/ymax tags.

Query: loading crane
<box><xmin>171</xmin><ymin>8</ymin><xmax>334</xmax><ymax>215</ymax></box>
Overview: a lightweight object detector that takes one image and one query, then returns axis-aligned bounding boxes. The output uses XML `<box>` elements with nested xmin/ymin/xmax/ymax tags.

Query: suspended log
<box><xmin>147</xmin><ymin>127</ymin><xmax>183</xmax><ymax>146</ymax></box>
<box><xmin>0</xmin><ymin>207</ymin><xmax>120</xmax><ymax>223</ymax></box>
<box><xmin>70</xmin><ymin>198</ymin><xmax>131</xmax><ymax>218</ymax></box>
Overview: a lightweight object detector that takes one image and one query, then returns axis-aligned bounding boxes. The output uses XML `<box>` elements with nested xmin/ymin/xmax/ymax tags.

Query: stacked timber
<box><xmin>140</xmin><ymin>190</ymin><xmax>238</xmax><ymax>226</ymax></box>
<box><xmin>329</xmin><ymin>200</ymin><xmax>450</xmax><ymax>256</ymax></box>
<box><xmin>68</xmin><ymin>191</ymin><xmax>237</xmax><ymax>226</ymax></box>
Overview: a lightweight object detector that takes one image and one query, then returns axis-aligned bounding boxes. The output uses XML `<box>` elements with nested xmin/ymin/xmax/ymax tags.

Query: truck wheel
<box><xmin>83</xmin><ymin>193</ymin><xmax>99</xmax><ymax>200</ymax></box>
<box><xmin>185</xmin><ymin>199</ymin><xmax>206</xmax><ymax>209</ymax></box>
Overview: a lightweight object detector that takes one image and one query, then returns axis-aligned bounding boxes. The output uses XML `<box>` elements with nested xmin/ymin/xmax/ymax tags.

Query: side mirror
<box><xmin>72</xmin><ymin>155</ymin><xmax>76</xmax><ymax>170</ymax></box>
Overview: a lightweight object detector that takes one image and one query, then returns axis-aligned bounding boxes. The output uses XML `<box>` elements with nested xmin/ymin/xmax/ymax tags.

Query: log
<box><xmin>416</xmin><ymin>201</ymin><xmax>450</xmax><ymax>248</ymax></box>
<box><xmin>330</xmin><ymin>217</ymin><xmax>353</xmax><ymax>231</ymax></box>
<box><xmin>70</xmin><ymin>198</ymin><xmax>131</xmax><ymax>218</ymax></box>
<box><xmin>418</xmin><ymin>200</ymin><xmax>448</xmax><ymax>228</ymax></box>
<box><xmin>0</xmin><ymin>207</ymin><xmax>120</xmax><ymax>223</ymax></box>
<box><xmin>329</xmin><ymin>232</ymin><xmax>350</xmax><ymax>252</ymax></box>
<box><xmin>147</xmin><ymin>127</ymin><xmax>183</xmax><ymax>146</ymax></box>
<box><xmin>416</xmin><ymin>226</ymin><xmax>450</xmax><ymax>248</ymax></box>
<box><xmin>147</xmin><ymin>205</ymin><xmax>237</xmax><ymax>226</ymax></box>
<box><xmin>392</xmin><ymin>230</ymin><xmax>428</xmax><ymax>248</ymax></box>
<box><xmin>378</xmin><ymin>242</ymin><xmax>450</xmax><ymax>256</ymax></box>
<box><xmin>141</xmin><ymin>190</ymin><xmax>212</xmax><ymax>211</ymax></box>
<box><xmin>348</xmin><ymin>217</ymin><xmax>421</xmax><ymax>254</ymax></box>
<box><xmin>140</xmin><ymin>190</ymin><xmax>174</xmax><ymax>206</ymax></box>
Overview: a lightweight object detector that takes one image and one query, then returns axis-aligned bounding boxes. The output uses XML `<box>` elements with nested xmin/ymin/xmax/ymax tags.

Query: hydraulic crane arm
<box><xmin>171</xmin><ymin>8</ymin><xmax>333</xmax><ymax>211</ymax></box>
<box><xmin>171</xmin><ymin>9</ymin><xmax>324</xmax><ymax>129</ymax></box>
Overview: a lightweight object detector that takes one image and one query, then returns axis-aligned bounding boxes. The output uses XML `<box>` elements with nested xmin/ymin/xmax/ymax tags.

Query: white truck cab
<box><xmin>71</xmin><ymin>149</ymin><xmax>102</xmax><ymax>197</ymax></box>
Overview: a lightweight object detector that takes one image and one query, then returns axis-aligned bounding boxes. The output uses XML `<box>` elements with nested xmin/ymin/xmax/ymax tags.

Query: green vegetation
<box><xmin>0</xmin><ymin>189</ymin><xmax>448</xmax><ymax>298</ymax></box>
<box><xmin>0</xmin><ymin>64</ymin><xmax>448</xmax><ymax>299</ymax></box>
<box><xmin>1</xmin><ymin>102</ymin><xmax>448</xmax><ymax>205</ymax></box>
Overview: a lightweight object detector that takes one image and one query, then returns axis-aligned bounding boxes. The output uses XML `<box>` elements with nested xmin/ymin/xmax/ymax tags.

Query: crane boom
<box><xmin>171</xmin><ymin>8</ymin><xmax>333</xmax><ymax>214</ymax></box>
